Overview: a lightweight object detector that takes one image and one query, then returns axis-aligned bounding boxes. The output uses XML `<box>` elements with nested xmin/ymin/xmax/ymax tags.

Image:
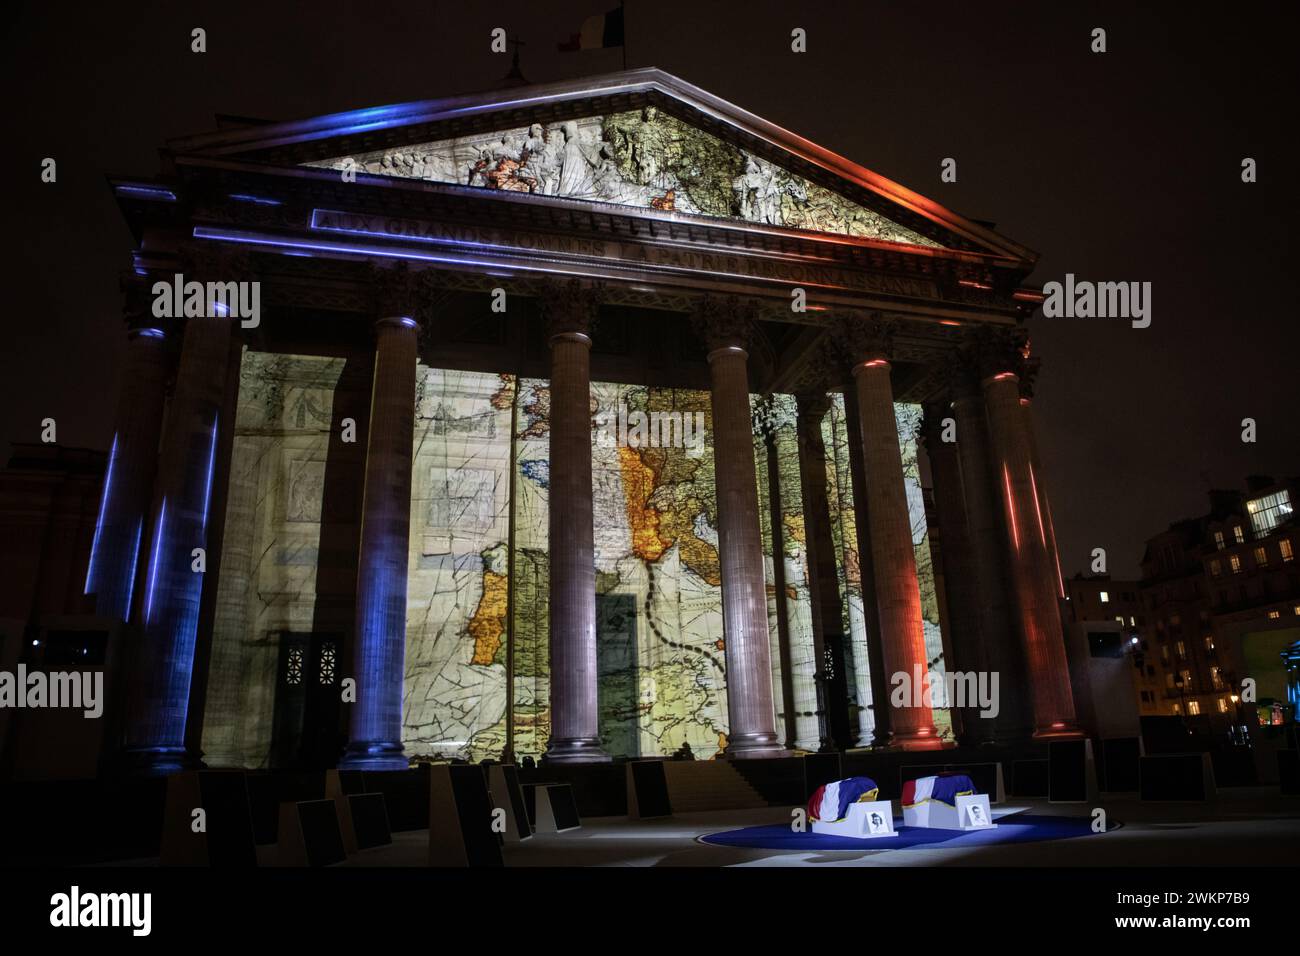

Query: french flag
<box><xmin>807</xmin><ymin>776</ymin><xmax>879</xmax><ymax>822</ymax></box>
<box><xmin>901</xmin><ymin>773</ymin><xmax>976</xmax><ymax>809</ymax></box>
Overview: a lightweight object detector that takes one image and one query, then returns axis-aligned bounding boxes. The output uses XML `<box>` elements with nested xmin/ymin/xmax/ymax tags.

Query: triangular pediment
<box><xmin>169</xmin><ymin>69</ymin><xmax>1035</xmax><ymax>263</ymax></box>
<box><xmin>301</xmin><ymin>108</ymin><xmax>942</xmax><ymax>248</ymax></box>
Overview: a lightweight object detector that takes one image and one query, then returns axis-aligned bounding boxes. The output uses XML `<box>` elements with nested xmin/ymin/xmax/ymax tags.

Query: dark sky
<box><xmin>3</xmin><ymin>1</ymin><xmax>1296</xmax><ymax>579</ymax></box>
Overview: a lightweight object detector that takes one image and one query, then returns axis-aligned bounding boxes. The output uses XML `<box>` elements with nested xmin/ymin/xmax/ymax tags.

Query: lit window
<box><xmin>1217</xmin><ymin>697</ymin><xmax>1229</xmax><ymax>713</ymax></box>
<box><xmin>1100</xmin><ymin>591</ymin><xmax>1110</xmax><ymax>603</ymax></box>
<box><xmin>1211</xmin><ymin>667</ymin><xmax>1223</xmax><ymax>689</ymax></box>
<box><xmin>1176</xmin><ymin>640</ymin><xmax>1186</xmax><ymax>659</ymax></box>
<box><xmin>1234</xmin><ymin>525</ymin><xmax>1245</xmax><ymax>544</ymax></box>
<box><xmin>1214</xmin><ymin>530</ymin><xmax>1226</xmax><ymax>550</ymax></box>
<box><xmin>1268</xmin><ymin>610</ymin><xmax>1281</xmax><ymax>619</ymax></box>
<box><xmin>1254</xmin><ymin>546</ymin><xmax>1268</xmax><ymax>567</ymax></box>
<box><xmin>1246</xmin><ymin>490</ymin><xmax>1292</xmax><ymax>536</ymax></box>
<box><xmin>1204</xmin><ymin>635</ymin><xmax>1214</xmax><ymax>650</ymax></box>
<box><xmin>1181</xmin><ymin>669</ymin><xmax>1193</xmax><ymax>688</ymax></box>
<box><xmin>1161</xmin><ymin>644</ymin><xmax>1170</xmax><ymax>662</ymax></box>
<box><xmin>1172</xmin><ymin>702</ymin><xmax>1182</xmax><ymax>714</ymax></box>
<box><xmin>1129</xmin><ymin>616</ymin><xmax>1136</xmax><ymax>626</ymax></box>
<box><xmin>1188</xmin><ymin>700</ymin><xmax>1201</xmax><ymax>715</ymax></box>
<box><xmin>1210</xmin><ymin>559</ymin><xmax>1222</xmax><ymax>577</ymax></box>
<box><xmin>1282</xmin><ymin>539</ymin><xmax>1294</xmax><ymax>562</ymax></box>
<box><xmin>1230</xmin><ymin>555</ymin><xmax>1242</xmax><ymax>574</ymax></box>
<box><xmin>1115</xmin><ymin>615</ymin><xmax>1124</xmax><ymax>624</ymax></box>
<box><xmin>1293</xmin><ymin>606</ymin><xmax>1300</xmax><ymax>616</ymax></box>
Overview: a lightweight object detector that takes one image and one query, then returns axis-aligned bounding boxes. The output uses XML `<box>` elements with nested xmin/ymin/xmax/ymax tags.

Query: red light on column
<box><xmin>1003</xmin><ymin>463</ymin><xmax>1020</xmax><ymax>551</ymax></box>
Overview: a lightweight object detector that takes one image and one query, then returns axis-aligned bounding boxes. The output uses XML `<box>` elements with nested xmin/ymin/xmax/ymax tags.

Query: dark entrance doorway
<box><xmin>270</xmin><ymin>632</ymin><xmax>343</xmax><ymax>768</ymax></box>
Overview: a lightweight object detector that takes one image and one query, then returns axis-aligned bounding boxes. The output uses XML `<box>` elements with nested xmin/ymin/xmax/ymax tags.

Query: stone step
<box><xmin>663</xmin><ymin>761</ymin><xmax>768</xmax><ymax>811</ymax></box>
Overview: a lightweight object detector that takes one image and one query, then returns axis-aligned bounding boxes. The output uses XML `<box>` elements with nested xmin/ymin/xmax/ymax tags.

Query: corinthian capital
<box><xmin>537</xmin><ymin>276</ymin><xmax>602</xmax><ymax>339</ymax></box>
<box><xmin>834</xmin><ymin>311</ymin><xmax>898</xmax><ymax>366</ymax></box>
<box><xmin>964</xmin><ymin>325</ymin><xmax>1031</xmax><ymax>384</ymax></box>
<box><xmin>690</xmin><ymin>294</ymin><xmax>759</xmax><ymax>353</ymax></box>
<box><xmin>369</xmin><ymin>261</ymin><xmax>426</xmax><ymax>322</ymax></box>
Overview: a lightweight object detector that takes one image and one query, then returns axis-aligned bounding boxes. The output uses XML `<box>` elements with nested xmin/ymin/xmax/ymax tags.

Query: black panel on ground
<box><xmin>1278</xmin><ymin>750</ymin><xmax>1300</xmax><ymax>796</ymax></box>
<box><xmin>546</xmin><ymin>784</ymin><xmax>581</xmax><ymax>831</ymax></box>
<box><xmin>630</xmin><ymin>760</ymin><xmax>672</xmax><ymax>817</ymax></box>
<box><xmin>1098</xmin><ymin>737</ymin><xmax>1141</xmax><ymax>792</ymax></box>
<box><xmin>363</xmin><ymin>766</ymin><xmax>430</xmax><ymax>831</ymax></box>
<box><xmin>295</xmin><ymin>799</ymin><xmax>347</xmax><ymax>866</ymax></box>
<box><xmin>1140</xmin><ymin>754</ymin><xmax>1209</xmax><ymax>801</ymax></box>
<box><xmin>1048</xmin><ymin>740</ymin><xmax>1088</xmax><ymax>802</ymax></box>
<box><xmin>348</xmin><ymin>792</ymin><xmax>392</xmax><ymax>849</ymax></box>
<box><xmin>447</xmin><ymin>765</ymin><xmax>503</xmax><ymax>867</ymax></box>
<box><xmin>197</xmin><ymin>772</ymin><xmax>257</xmax><ymax>867</ymax></box>
<box><xmin>1011</xmin><ymin>759</ymin><xmax>1050</xmax><ymax>797</ymax></box>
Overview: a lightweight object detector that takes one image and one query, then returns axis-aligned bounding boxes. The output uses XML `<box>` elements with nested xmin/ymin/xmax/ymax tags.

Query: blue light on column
<box><xmin>84</xmin><ymin>433</ymin><xmax>119</xmax><ymax>594</ymax></box>
<box><xmin>200</xmin><ymin>415</ymin><xmax>219</xmax><ymax>532</ymax></box>
<box><xmin>144</xmin><ymin>499</ymin><xmax>167</xmax><ymax>625</ymax></box>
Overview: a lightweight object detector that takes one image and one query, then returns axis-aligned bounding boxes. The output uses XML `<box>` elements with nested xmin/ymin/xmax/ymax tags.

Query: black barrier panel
<box><xmin>1049</xmin><ymin>740</ymin><xmax>1089</xmax><ymax>802</ymax></box>
<box><xmin>1011</xmin><ymin>759</ymin><xmax>1049</xmax><ymax>797</ymax></box>
<box><xmin>498</xmin><ymin>765</ymin><xmax>531</xmax><ymax>838</ymax></box>
<box><xmin>1279</xmin><ymin>751</ymin><xmax>1300</xmax><ymax>796</ymax></box>
<box><xmin>244</xmin><ymin>771</ymin><xmax>325</xmax><ymax>845</ymax></box>
<box><xmin>447</xmin><ymin>765</ymin><xmax>503</xmax><ymax>867</ymax></box>
<box><xmin>1099</xmin><ymin>738</ymin><xmax>1141</xmax><ymax>792</ymax></box>
<box><xmin>337</xmin><ymin>770</ymin><xmax>367</xmax><ymax>795</ymax></box>
<box><xmin>630</xmin><ymin>760</ymin><xmax>672</xmax><ymax>818</ymax></box>
<box><xmin>197</xmin><ymin>772</ymin><xmax>257</xmax><ymax>867</ymax></box>
<box><xmin>802</xmin><ymin>753</ymin><xmax>843</xmax><ymax>797</ymax></box>
<box><xmin>348</xmin><ymin>793</ymin><xmax>392</xmax><ymax>850</ymax></box>
<box><xmin>1140</xmin><ymin>754</ymin><xmax>1210</xmax><ymax>801</ymax></box>
<box><xmin>547</xmin><ymin>784</ymin><xmax>581</xmax><ymax>831</ymax></box>
<box><xmin>521</xmin><ymin>783</ymin><xmax>539</xmax><ymax>826</ymax></box>
<box><xmin>295</xmin><ymin>799</ymin><xmax>347</xmax><ymax>867</ymax></box>
<box><xmin>363</xmin><ymin>768</ymin><xmax>430</xmax><ymax>831</ymax></box>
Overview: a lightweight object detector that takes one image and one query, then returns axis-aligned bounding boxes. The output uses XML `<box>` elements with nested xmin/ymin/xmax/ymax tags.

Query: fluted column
<box><xmin>123</xmin><ymin>254</ymin><xmax>245</xmax><ymax>773</ymax></box>
<box><xmin>795</xmin><ymin>390</ymin><xmax>846</xmax><ymax>750</ymax></box>
<box><xmin>86</xmin><ymin>275</ymin><xmax>170</xmax><ymax>622</ymax></box>
<box><xmin>340</xmin><ymin>266</ymin><xmax>421</xmax><ymax>770</ymax></box>
<box><xmin>1020</xmin><ymin>391</ymin><xmax>1065</xmax><ymax>600</ymax></box>
<box><xmin>921</xmin><ymin>400</ymin><xmax>992</xmax><ymax>744</ymax></box>
<box><xmin>540</xmin><ymin>280</ymin><xmax>609</xmax><ymax>763</ymax></box>
<box><xmin>842</xmin><ymin>315</ymin><xmax>941</xmax><ymax>750</ymax></box>
<box><xmin>841</xmin><ymin>383</ymin><xmax>890</xmax><ymax>746</ymax></box>
<box><xmin>694</xmin><ymin>297</ymin><xmax>786</xmax><ymax>758</ymax></box>
<box><xmin>976</xmin><ymin>330</ymin><xmax>1079</xmax><ymax>739</ymax></box>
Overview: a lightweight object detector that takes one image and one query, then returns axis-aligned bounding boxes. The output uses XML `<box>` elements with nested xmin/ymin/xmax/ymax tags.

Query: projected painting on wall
<box><xmin>204</xmin><ymin>352</ymin><xmax>948</xmax><ymax>767</ymax></box>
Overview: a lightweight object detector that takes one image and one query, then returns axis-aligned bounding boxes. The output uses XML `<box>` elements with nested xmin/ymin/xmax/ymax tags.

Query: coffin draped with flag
<box><xmin>807</xmin><ymin>776</ymin><xmax>880</xmax><ymax>822</ymax></box>
<box><xmin>901</xmin><ymin>773</ymin><xmax>976</xmax><ymax>809</ymax></box>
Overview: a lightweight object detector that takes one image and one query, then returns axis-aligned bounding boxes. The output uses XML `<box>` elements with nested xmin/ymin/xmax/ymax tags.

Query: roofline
<box><xmin>164</xmin><ymin>68</ymin><xmax>1038</xmax><ymax>267</ymax></box>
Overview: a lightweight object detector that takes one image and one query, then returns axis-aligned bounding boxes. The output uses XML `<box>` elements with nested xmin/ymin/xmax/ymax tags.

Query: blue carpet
<box><xmin>699</xmin><ymin>813</ymin><xmax>1104</xmax><ymax>851</ymax></box>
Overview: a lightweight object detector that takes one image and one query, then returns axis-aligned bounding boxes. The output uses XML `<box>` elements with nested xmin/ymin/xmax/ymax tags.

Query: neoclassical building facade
<box><xmin>90</xmin><ymin>69</ymin><xmax>1078</xmax><ymax>773</ymax></box>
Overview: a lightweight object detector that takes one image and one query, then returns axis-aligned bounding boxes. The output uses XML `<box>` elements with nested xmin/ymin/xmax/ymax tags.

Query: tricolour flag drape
<box><xmin>807</xmin><ymin>776</ymin><xmax>880</xmax><ymax>822</ymax></box>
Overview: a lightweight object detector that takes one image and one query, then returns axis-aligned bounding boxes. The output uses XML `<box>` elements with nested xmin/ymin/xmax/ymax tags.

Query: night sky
<box><xmin>2</xmin><ymin>1</ymin><xmax>1296</xmax><ymax>579</ymax></box>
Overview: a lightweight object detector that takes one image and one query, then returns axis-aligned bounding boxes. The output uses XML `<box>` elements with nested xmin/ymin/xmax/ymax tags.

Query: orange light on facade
<box><xmin>992</xmin><ymin>371</ymin><xmax>1016</xmax><ymax>382</ymax></box>
<box><xmin>1029</xmin><ymin>463</ymin><xmax>1047</xmax><ymax>548</ymax></box>
<box><xmin>1003</xmin><ymin>463</ymin><xmax>1020</xmax><ymax>551</ymax></box>
<box><xmin>861</xmin><ymin>358</ymin><xmax>889</xmax><ymax>368</ymax></box>
<box><xmin>939</xmin><ymin>319</ymin><xmax>962</xmax><ymax>327</ymax></box>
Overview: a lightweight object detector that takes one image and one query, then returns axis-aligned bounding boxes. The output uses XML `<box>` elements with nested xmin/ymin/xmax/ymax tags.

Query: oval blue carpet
<box><xmin>699</xmin><ymin>814</ymin><xmax>1111</xmax><ymax>851</ymax></box>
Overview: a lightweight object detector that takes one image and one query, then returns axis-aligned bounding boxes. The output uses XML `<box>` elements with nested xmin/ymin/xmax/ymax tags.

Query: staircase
<box><xmin>662</xmin><ymin>760</ymin><xmax>768</xmax><ymax>812</ymax></box>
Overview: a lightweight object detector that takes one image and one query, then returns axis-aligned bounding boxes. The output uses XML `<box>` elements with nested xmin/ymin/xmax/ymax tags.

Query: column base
<box><xmin>885</xmin><ymin>728</ymin><xmax>947</xmax><ymax>752</ymax></box>
<box><xmin>1032</xmin><ymin>723</ymin><xmax>1086</xmax><ymax>741</ymax></box>
<box><xmin>119</xmin><ymin>745</ymin><xmax>198</xmax><ymax>776</ymax></box>
<box><xmin>338</xmin><ymin>740</ymin><xmax>408</xmax><ymax>771</ymax></box>
<box><xmin>724</xmin><ymin>733</ymin><xmax>790</xmax><ymax>760</ymax></box>
<box><xmin>543</xmin><ymin>737</ymin><xmax>611</xmax><ymax>764</ymax></box>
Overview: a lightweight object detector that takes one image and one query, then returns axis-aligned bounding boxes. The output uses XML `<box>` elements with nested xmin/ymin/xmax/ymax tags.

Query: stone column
<box><xmin>976</xmin><ymin>330</ymin><xmax>1080</xmax><ymax>739</ymax></box>
<box><xmin>794</xmin><ymin>390</ymin><xmax>846</xmax><ymax>750</ymax></box>
<box><xmin>539</xmin><ymin>279</ymin><xmax>609</xmax><ymax>763</ymax></box>
<box><xmin>921</xmin><ymin>400</ymin><xmax>992</xmax><ymax>744</ymax></box>
<box><xmin>949</xmin><ymin>350</ymin><xmax>1031</xmax><ymax>742</ymax></box>
<box><xmin>340</xmin><ymin>265</ymin><xmax>422</xmax><ymax>771</ymax></box>
<box><xmin>123</xmin><ymin>252</ymin><xmax>246</xmax><ymax>773</ymax></box>
<box><xmin>693</xmin><ymin>297</ymin><xmax>786</xmax><ymax>758</ymax></box>
<box><xmin>841</xmin><ymin>315</ymin><xmax>942</xmax><ymax>750</ymax></box>
<box><xmin>841</xmin><ymin>382</ymin><xmax>890</xmax><ymax>746</ymax></box>
<box><xmin>1020</xmin><ymin>389</ymin><xmax>1065</xmax><ymax>600</ymax></box>
<box><xmin>86</xmin><ymin>276</ymin><xmax>170</xmax><ymax>622</ymax></box>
